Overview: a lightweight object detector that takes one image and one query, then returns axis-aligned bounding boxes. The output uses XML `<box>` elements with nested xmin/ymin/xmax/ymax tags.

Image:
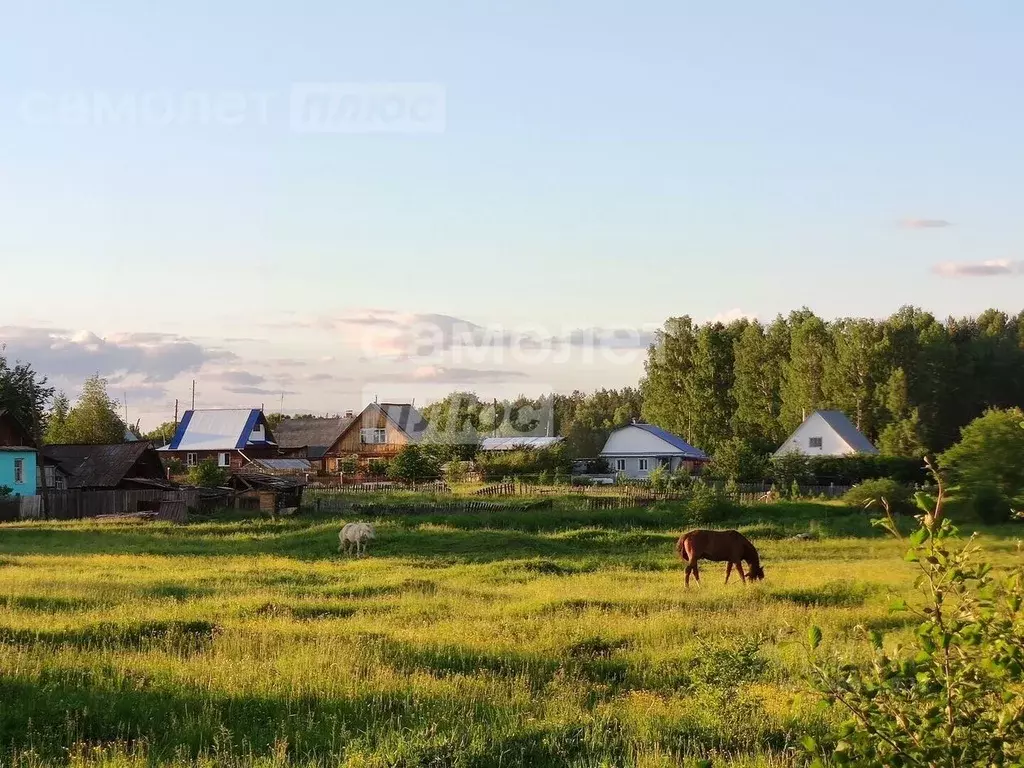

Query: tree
<box><xmin>823</xmin><ymin>318</ymin><xmax>885</xmax><ymax>437</ymax></box>
<box><xmin>0</xmin><ymin>351</ymin><xmax>54</xmax><ymax>438</ymax></box>
<box><xmin>387</xmin><ymin>445</ymin><xmax>440</xmax><ymax>483</ymax></box>
<box><xmin>641</xmin><ymin>316</ymin><xmax>697</xmax><ymax>441</ymax></box>
<box><xmin>770</xmin><ymin>450</ymin><xmax>812</xmax><ymax>495</ymax></box>
<box><xmin>186</xmin><ymin>459</ymin><xmax>228</xmax><ymax>488</ymax></box>
<box><xmin>43</xmin><ymin>392</ymin><xmax>70</xmax><ymax>444</ymax></box>
<box><xmin>731</xmin><ymin>320</ymin><xmax>786</xmax><ymax>446</ymax></box>
<box><xmin>780</xmin><ymin>310</ymin><xmax>831</xmax><ymax>432</ymax></box>
<box><xmin>938</xmin><ymin>407</ymin><xmax>1024</xmax><ymax>498</ymax></box>
<box><xmin>47</xmin><ymin>375</ymin><xmax>126</xmax><ymax>444</ymax></box>
<box><xmin>143</xmin><ymin>421</ymin><xmax>178</xmax><ymax>445</ymax></box>
<box><xmin>684</xmin><ymin>323</ymin><xmax>735</xmax><ymax>453</ymax></box>
<box><xmin>708</xmin><ymin>436</ymin><xmax>769</xmax><ymax>482</ymax></box>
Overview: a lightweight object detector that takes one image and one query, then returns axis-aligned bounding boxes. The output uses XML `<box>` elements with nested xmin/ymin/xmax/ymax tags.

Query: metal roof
<box><xmin>163</xmin><ymin>409</ymin><xmax>275</xmax><ymax>451</ymax></box>
<box><xmin>601</xmin><ymin>423</ymin><xmax>709</xmax><ymax>460</ymax></box>
<box><xmin>251</xmin><ymin>458</ymin><xmax>312</xmax><ymax>471</ymax></box>
<box><xmin>815</xmin><ymin>410</ymin><xmax>879</xmax><ymax>454</ymax></box>
<box><xmin>480</xmin><ymin>436</ymin><xmax>564</xmax><ymax>451</ymax></box>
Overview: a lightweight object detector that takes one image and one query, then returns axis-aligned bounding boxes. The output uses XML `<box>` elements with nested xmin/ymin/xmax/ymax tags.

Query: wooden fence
<box><xmin>306</xmin><ymin>480</ymin><xmax>452</xmax><ymax>494</ymax></box>
<box><xmin>2</xmin><ymin>488</ymin><xmax>209</xmax><ymax>521</ymax></box>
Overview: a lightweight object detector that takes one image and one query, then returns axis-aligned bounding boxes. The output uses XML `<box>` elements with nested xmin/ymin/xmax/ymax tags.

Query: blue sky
<box><xmin>2</xmin><ymin>2</ymin><xmax>1022</xmax><ymax>426</ymax></box>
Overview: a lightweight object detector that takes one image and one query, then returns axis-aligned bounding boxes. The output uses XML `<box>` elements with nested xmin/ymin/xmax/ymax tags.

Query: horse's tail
<box><xmin>676</xmin><ymin>535</ymin><xmax>689</xmax><ymax>562</ymax></box>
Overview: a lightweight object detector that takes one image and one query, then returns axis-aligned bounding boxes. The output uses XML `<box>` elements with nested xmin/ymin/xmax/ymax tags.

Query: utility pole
<box><xmin>191</xmin><ymin>380</ymin><xmax>196</xmax><ymax>410</ymax></box>
<box><xmin>173</xmin><ymin>399</ymin><xmax>179</xmax><ymax>430</ymax></box>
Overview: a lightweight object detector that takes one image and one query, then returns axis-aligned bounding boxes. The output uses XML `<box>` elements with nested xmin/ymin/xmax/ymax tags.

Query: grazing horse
<box><xmin>676</xmin><ymin>529</ymin><xmax>764</xmax><ymax>587</ymax></box>
<box><xmin>339</xmin><ymin>522</ymin><xmax>376</xmax><ymax>557</ymax></box>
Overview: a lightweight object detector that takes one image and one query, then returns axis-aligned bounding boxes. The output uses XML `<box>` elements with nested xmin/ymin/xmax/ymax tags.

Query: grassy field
<box><xmin>0</xmin><ymin>498</ymin><xmax>1020</xmax><ymax>767</ymax></box>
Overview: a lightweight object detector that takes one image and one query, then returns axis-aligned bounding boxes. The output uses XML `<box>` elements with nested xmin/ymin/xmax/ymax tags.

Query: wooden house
<box><xmin>42</xmin><ymin>442</ymin><xmax>170</xmax><ymax>490</ymax></box>
<box><xmin>158</xmin><ymin>408</ymin><xmax>291</xmax><ymax>471</ymax></box>
<box><xmin>0</xmin><ymin>409</ymin><xmax>37</xmax><ymax>497</ymax></box>
<box><xmin>322</xmin><ymin>402</ymin><xmax>429</xmax><ymax>470</ymax></box>
<box><xmin>272</xmin><ymin>415</ymin><xmax>355</xmax><ymax>471</ymax></box>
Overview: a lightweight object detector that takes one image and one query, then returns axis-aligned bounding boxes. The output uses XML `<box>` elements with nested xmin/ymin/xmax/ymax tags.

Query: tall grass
<box><xmin>0</xmin><ymin>502</ymin><xmax>1018</xmax><ymax>767</ymax></box>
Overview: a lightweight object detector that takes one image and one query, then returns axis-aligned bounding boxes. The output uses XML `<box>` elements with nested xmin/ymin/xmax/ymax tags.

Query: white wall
<box><xmin>776</xmin><ymin>412</ymin><xmax>853</xmax><ymax>456</ymax></box>
<box><xmin>601</xmin><ymin>426</ymin><xmax>678</xmax><ymax>456</ymax></box>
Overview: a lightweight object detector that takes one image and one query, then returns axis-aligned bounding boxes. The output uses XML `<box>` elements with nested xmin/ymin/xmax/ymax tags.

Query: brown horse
<box><xmin>676</xmin><ymin>529</ymin><xmax>765</xmax><ymax>587</ymax></box>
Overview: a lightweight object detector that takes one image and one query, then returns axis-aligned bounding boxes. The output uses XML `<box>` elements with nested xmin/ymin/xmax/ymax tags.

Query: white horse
<box><xmin>338</xmin><ymin>522</ymin><xmax>376</xmax><ymax>557</ymax></box>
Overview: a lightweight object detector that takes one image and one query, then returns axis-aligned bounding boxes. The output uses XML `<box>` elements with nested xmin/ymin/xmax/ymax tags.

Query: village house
<box><xmin>42</xmin><ymin>442</ymin><xmax>169</xmax><ymax>491</ymax></box>
<box><xmin>774</xmin><ymin>410</ymin><xmax>879</xmax><ymax>457</ymax></box>
<box><xmin>0</xmin><ymin>409</ymin><xmax>37</xmax><ymax>497</ymax></box>
<box><xmin>158</xmin><ymin>408</ymin><xmax>293</xmax><ymax>471</ymax></box>
<box><xmin>272</xmin><ymin>413</ymin><xmax>356</xmax><ymax>471</ymax></box>
<box><xmin>322</xmin><ymin>402</ymin><xmax>429</xmax><ymax>471</ymax></box>
<box><xmin>599</xmin><ymin>421</ymin><xmax>709</xmax><ymax>479</ymax></box>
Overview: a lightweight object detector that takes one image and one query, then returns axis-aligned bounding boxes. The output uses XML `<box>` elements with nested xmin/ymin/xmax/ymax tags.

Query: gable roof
<box><xmin>378</xmin><ymin>403</ymin><xmax>429</xmax><ymax>441</ymax></box>
<box><xmin>163</xmin><ymin>409</ymin><xmax>275</xmax><ymax>451</ymax></box>
<box><xmin>815</xmin><ymin>410</ymin><xmax>879</xmax><ymax>454</ymax></box>
<box><xmin>0</xmin><ymin>408</ymin><xmax>36</xmax><ymax>450</ymax></box>
<box><xmin>632</xmin><ymin>423</ymin><xmax>709</xmax><ymax>459</ymax></box>
<box><xmin>600</xmin><ymin>422</ymin><xmax>709</xmax><ymax>460</ymax></box>
<box><xmin>272</xmin><ymin>416</ymin><xmax>354</xmax><ymax>458</ymax></box>
<box><xmin>42</xmin><ymin>443</ymin><xmax>165</xmax><ymax>489</ymax></box>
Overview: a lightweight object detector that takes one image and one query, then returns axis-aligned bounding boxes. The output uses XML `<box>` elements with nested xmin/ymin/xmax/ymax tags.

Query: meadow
<box><xmin>0</xmin><ymin>498</ymin><xmax>1020</xmax><ymax>767</ymax></box>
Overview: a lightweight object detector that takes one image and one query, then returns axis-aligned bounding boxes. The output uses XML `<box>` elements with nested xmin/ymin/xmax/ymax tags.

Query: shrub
<box><xmin>684</xmin><ymin>482</ymin><xmax>734</xmax><ymax>525</ymax></box>
<box><xmin>387</xmin><ymin>445</ymin><xmax>440</xmax><ymax>483</ymax></box>
<box><xmin>164</xmin><ymin>457</ymin><xmax>185</xmax><ymax>476</ymax></box>
<box><xmin>537</xmin><ymin>470</ymin><xmax>552</xmax><ymax>486</ymax></box>
<box><xmin>939</xmin><ymin>407</ymin><xmax>1024</xmax><ymax>498</ymax></box>
<box><xmin>0</xmin><ymin>485</ymin><xmax>11</xmax><ymax>499</ymax></box>
<box><xmin>648</xmin><ymin>464</ymin><xmax>669</xmax><ymax>492</ymax></box>
<box><xmin>185</xmin><ymin>459</ymin><xmax>228</xmax><ymax>488</ymax></box>
<box><xmin>842</xmin><ymin>478</ymin><xmax>913</xmax><ymax>514</ymax></box>
<box><xmin>968</xmin><ymin>482</ymin><xmax>1011</xmax><ymax>525</ymax></box>
<box><xmin>770</xmin><ymin>450</ymin><xmax>812</xmax><ymax>490</ymax></box>
<box><xmin>708</xmin><ymin>437</ymin><xmax>770</xmax><ymax>482</ymax></box>
<box><xmin>806</xmin><ymin>465</ymin><xmax>1024</xmax><ymax>767</ymax></box>
<box><xmin>367</xmin><ymin>458</ymin><xmax>390</xmax><ymax>477</ymax></box>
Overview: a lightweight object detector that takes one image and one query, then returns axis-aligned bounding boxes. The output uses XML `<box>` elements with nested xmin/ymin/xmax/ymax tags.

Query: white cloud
<box><xmin>901</xmin><ymin>218</ymin><xmax>953</xmax><ymax>229</ymax></box>
<box><xmin>933</xmin><ymin>260</ymin><xmax>1024</xmax><ymax>277</ymax></box>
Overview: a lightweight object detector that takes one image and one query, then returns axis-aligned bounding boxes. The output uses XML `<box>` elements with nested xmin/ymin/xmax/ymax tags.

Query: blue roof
<box><xmin>164</xmin><ymin>409</ymin><xmax>274</xmax><ymax>451</ymax></box>
<box><xmin>634</xmin><ymin>423</ymin><xmax>709</xmax><ymax>459</ymax></box>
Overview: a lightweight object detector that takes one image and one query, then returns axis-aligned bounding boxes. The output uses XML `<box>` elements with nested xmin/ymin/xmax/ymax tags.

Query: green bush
<box><xmin>648</xmin><ymin>464</ymin><xmax>669</xmax><ymax>492</ymax></box>
<box><xmin>387</xmin><ymin>445</ymin><xmax>440</xmax><ymax>483</ymax></box>
<box><xmin>684</xmin><ymin>482</ymin><xmax>734</xmax><ymax>525</ymax></box>
<box><xmin>968</xmin><ymin>482</ymin><xmax>1011</xmax><ymax>525</ymax></box>
<box><xmin>842</xmin><ymin>478</ymin><xmax>913</xmax><ymax>514</ymax></box>
<box><xmin>367</xmin><ymin>458</ymin><xmax>390</xmax><ymax>477</ymax></box>
<box><xmin>940</xmin><ymin>407</ymin><xmax>1024</xmax><ymax>499</ymax></box>
<box><xmin>476</xmin><ymin>445</ymin><xmax>571</xmax><ymax>481</ymax></box>
<box><xmin>185</xmin><ymin>459</ymin><xmax>228</xmax><ymax>488</ymax></box>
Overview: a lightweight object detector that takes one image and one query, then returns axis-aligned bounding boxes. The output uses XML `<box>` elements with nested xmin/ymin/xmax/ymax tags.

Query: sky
<box><xmin>1</xmin><ymin>1</ymin><xmax>1023</xmax><ymax>428</ymax></box>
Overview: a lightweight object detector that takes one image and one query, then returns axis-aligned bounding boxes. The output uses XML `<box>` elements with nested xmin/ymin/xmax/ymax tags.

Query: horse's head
<box><xmin>749</xmin><ymin>563</ymin><xmax>765</xmax><ymax>581</ymax></box>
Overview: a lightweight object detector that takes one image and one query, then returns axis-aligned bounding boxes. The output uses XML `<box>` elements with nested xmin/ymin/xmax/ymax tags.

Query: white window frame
<box><xmin>615</xmin><ymin>458</ymin><xmax>626</xmax><ymax>472</ymax></box>
<box><xmin>13</xmin><ymin>458</ymin><xmax>24</xmax><ymax>485</ymax></box>
<box><xmin>808</xmin><ymin>436</ymin><xmax>823</xmax><ymax>448</ymax></box>
<box><xmin>55</xmin><ymin>474</ymin><xmax>67</xmax><ymax>491</ymax></box>
<box><xmin>186</xmin><ymin>452</ymin><xmax>198</xmax><ymax>467</ymax></box>
<box><xmin>218</xmin><ymin>452</ymin><xmax>231</xmax><ymax>468</ymax></box>
<box><xmin>638</xmin><ymin>458</ymin><xmax>649</xmax><ymax>472</ymax></box>
<box><xmin>360</xmin><ymin>428</ymin><xmax>387</xmax><ymax>445</ymax></box>
<box><xmin>44</xmin><ymin>466</ymin><xmax>55</xmax><ymax>488</ymax></box>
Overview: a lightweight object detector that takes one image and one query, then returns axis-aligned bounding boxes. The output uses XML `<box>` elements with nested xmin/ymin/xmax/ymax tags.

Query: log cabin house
<box><xmin>322</xmin><ymin>402</ymin><xmax>429</xmax><ymax>471</ymax></box>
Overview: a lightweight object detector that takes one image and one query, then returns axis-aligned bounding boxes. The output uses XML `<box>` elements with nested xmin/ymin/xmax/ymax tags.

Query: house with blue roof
<box><xmin>599</xmin><ymin>421</ymin><xmax>709</xmax><ymax>479</ymax></box>
<box><xmin>157</xmin><ymin>408</ymin><xmax>288</xmax><ymax>471</ymax></box>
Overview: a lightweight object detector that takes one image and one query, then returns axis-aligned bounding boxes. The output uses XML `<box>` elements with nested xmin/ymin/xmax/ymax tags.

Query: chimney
<box><xmin>344</xmin><ymin>409</ymin><xmax>354</xmax><ymax>418</ymax></box>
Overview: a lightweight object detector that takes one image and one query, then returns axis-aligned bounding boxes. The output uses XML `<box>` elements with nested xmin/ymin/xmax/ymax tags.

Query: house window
<box><xmin>218</xmin><ymin>452</ymin><xmax>231</xmax><ymax>468</ymax></box>
<box><xmin>13</xmin><ymin>459</ymin><xmax>24</xmax><ymax>485</ymax></box>
<box><xmin>44</xmin><ymin>466</ymin><xmax>55</xmax><ymax>488</ymax></box>
<box><xmin>809</xmin><ymin>437</ymin><xmax>823</xmax><ymax>448</ymax></box>
<box><xmin>638</xmin><ymin>458</ymin><xmax>649</xmax><ymax>472</ymax></box>
<box><xmin>55</xmin><ymin>475</ymin><xmax>66</xmax><ymax>491</ymax></box>
<box><xmin>186</xmin><ymin>452</ymin><xmax>198</xmax><ymax>467</ymax></box>
<box><xmin>615</xmin><ymin>458</ymin><xmax>626</xmax><ymax>472</ymax></box>
<box><xmin>360</xmin><ymin>428</ymin><xmax>387</xmax><ymax>445</ymax></box>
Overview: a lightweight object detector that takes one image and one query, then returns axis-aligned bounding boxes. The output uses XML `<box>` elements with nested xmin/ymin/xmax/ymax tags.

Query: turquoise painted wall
<box><xmin>0</xmin><ymin>451</ymin><xmax>37</xmax><ymax>497</ymax></box>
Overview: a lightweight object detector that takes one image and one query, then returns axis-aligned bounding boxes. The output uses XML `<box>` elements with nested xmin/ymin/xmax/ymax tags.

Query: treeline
<box><xmin>420</xmin><ymin>389</ymin><xmax>642</xmax><ymax>458</ymax></box>
<box><xmin>642</xmin><ymin>306</ymin><xmax>1024</xmax><ymax>456</ymax></box>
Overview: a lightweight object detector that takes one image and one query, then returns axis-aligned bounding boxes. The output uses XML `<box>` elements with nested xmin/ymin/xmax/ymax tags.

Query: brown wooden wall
<box><xmin>328</xmin><ymin>409</ymin><xmax>410</xmax><ymax>459</ymax></box>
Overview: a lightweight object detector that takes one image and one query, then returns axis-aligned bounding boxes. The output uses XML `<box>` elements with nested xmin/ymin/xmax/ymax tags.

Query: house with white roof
<box><xmin>774</xmin><ymin>410</ymin><xmax>879</xmax><ymax>457</ymax></box>
<box><xmin>158</xmin><ymin>408</ymin><xmax>287</xmax><ymax>471</ymax></box>
<box><xmin>599</xmin><ymin>421</ymin><xmax>709</xmax><ymax>479</ymax></box>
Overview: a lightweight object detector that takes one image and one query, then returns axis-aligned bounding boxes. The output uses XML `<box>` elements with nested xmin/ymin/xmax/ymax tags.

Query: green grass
<box><xmin>0</xmin><ymin>500</ymin><xmax>1019</xmax><ymax>767</ymax></box>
